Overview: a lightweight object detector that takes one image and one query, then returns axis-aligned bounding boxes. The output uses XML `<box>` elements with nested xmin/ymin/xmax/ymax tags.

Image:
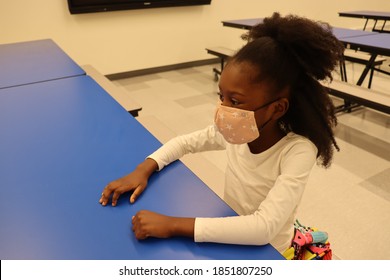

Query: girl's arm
<box><xmin>148</xmin><ymin>124</ymin><xmax>225</xmax><ymax>171</ymax></box>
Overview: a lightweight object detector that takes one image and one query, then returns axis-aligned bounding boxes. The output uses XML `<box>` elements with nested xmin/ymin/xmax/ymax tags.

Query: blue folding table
<box><xmin>222</xmin><ymin>18</ymin><xmax>263</xmax><ymax>30</ymax></box>
<box><xmin>338</xmin><ymin>10</ymin><xmax>390</xmax><ymax>33</ymax></box>
<box><xmin>337</xmin><ymin>31</ymin><xmax>390</xmax><ymax>85</ymax></box>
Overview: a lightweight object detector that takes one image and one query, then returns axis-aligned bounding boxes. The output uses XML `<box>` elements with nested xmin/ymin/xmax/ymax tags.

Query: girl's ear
<box><xmin>272</xmin><ymin>98</ymin><xmax>289</xmax><ymax>119</ymax></box>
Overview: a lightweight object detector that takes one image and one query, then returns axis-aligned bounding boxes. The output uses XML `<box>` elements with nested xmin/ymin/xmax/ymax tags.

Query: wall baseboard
<box><xmin>106</xmin><ymin>58</ymin><xmax>219</xmax><ymax>80</ymax></box>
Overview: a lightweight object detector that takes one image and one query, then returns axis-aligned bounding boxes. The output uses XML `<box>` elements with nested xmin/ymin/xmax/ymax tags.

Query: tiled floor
<box><xmin>112</xmin><ymin>59</ymin><xmax>390</xmax><ymax>260</ymax></box>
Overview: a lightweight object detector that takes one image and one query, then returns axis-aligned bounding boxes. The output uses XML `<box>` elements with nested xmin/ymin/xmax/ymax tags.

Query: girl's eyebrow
<box><xmin>227</xmin><ymin>91</ymin><xmax>246</xmax><ymax>99</ymax></box>
<box><xmin>218</xmin><ymin>86</ymin><xmax>246</xmax><ymax>97</ymax></box>
<box><xmin>231</xmin><ymin>91</ymin><xmax>246</xmax><ymax>97</ymax></box>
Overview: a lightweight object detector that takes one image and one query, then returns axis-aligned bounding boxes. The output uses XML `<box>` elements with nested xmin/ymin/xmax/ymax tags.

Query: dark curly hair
<box><xmin>233</xmin><ymin>12</ymin><xmax>344</xmax><ymax>168</ymax></box>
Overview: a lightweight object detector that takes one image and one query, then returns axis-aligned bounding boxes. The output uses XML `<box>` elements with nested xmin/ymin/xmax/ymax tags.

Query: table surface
<box><xmin>338</xmin><ymin>32</ymin><xmax>390</xmax><ymax>56</ymax></box>
<box><xmin>0</xmin><ymin>39</ymin><xmax>85</xmax><ymax>89</ymax></box>
<box><xmin>222</xmin><ymin>18</ymin><xmax>263</xmax><ymax>30</ymax></box>
<box><xmin>332</xmin><ymin>27</ymin><xmax>377</xmax><ymax>39</ymax></box>
<box><xmin>0</xmin><ymin>75</ymin><xmax>283</xmax><ymax>260</ymax></box>
<box><xmin>338</xmin><ymin>10</ymin><xmax>390</xmax><ymax>20</ymax></box>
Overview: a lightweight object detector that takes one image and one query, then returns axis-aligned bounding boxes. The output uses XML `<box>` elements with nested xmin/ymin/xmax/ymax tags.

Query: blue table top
<box><xmin>338</xmin><ymin>10</ymin><xmax>390</xmax><ymax>20</ymax></box>
<box><xmin>0</xmin><ymin>75</ymin><xmax>283</xmax><ymax>260</ymax></box>
<box><xmin>332</xmin><ymin>27</ymin><xmax>377</xmax><ymax>39</ymax></box>
<box><xmin>222</xmin><ymin>19</ymin><xmax>376</xmax><ymax>38</ymax></box>
<box><xmin>0</xmin><ymin>39</ymin><xmax>85</xmax><ymax>89</ymax></box>
<box><xmin>338</xmin><ymin>32</ymin><xmax>390</xmax><ymax>56</ymax></box>
<box><xmin>222</xmin><ymin>19</ymin><xmax>377</xmax><ymax>38</ymax></box>
<box><xmin>222</xmin><ymin>18</ymin><xmax>263</xmax><ymax>30</ymax></box>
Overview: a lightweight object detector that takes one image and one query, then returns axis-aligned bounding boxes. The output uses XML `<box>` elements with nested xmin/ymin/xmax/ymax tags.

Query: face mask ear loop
<box><xmin>254</xmin><ymin>97</ymin><xmax>281</xmax><ymax>111</ymax></box>
<box><xmin>259</xmin><ymin>117</ymin><xmax>273</xmax><ymax>132</ymax></box>
<box><xmin>256</xmin><ymin>98</ymin><xmax>280</xmax><ymax>133</ymax></box>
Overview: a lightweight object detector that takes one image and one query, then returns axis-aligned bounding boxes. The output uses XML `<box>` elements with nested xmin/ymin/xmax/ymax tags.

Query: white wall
<box><xmin>1</xmin><ymin>0</ymin><xmax>389</xmax><ymax>75</ymax></box>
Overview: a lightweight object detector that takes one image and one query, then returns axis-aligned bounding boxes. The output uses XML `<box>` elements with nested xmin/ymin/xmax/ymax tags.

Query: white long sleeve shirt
<box><xmin>148</xmin><ymin>124</ymin><xmax>317</xmax><ymax>253</ymax></box>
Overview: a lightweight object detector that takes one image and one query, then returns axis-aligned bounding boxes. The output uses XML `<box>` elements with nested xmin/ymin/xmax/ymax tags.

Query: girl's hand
<box><xmin>132</xmin><ymin>210</ymin><xmax>195</xmax><ymax>240</ymax></box>
<box><xmin>132</xmin><ymin>210</ymin><xmax>174</xmax><ymax>239</ymax></box>
<box><xmin>99</xmin><ymin>158</ymin><xmax>158</xmax><ymax>206</ymax></box>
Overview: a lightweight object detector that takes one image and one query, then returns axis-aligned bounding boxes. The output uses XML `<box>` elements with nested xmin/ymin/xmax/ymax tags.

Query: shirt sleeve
<box><xmin>194</xmin><ymin>140</ymin><xmax>317</xmax><ymax>246</ymax></box>
<box><xmin>148</xmin><ymin>125</ymin><xmax>226</xmax><ymax>171</ymax></box>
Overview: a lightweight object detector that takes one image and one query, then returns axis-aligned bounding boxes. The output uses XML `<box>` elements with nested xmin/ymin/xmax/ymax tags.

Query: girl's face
<box><xmin>218</xmin><ymin>61</ymin><xmax>276</xmax><ymax>129</ymax></box>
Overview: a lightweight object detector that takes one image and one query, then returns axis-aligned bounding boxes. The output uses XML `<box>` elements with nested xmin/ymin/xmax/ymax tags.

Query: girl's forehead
<box><xmin>227</xmin><ymin>61</ymin><xmax>258</xmax><ymax>76</ymax></box>
<box><xmin>221</xmin><ymin>62</ymin><xmax>255</xmax><ymax>84</ymax></box>
<box><xmin>219</xmin><ymin>62</ymin><xmax>267</xmax><ymax>94</ymax></box>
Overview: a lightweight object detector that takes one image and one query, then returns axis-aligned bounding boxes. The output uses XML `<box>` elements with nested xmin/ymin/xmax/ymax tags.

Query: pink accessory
<box><xmin>214</xmin><ymin>103</ymin><xmax>259</xmax><ymax>144</ymax></box>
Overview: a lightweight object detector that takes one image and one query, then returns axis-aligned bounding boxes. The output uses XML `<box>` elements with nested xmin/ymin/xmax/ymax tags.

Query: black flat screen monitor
<box><xmin>67</xmin><ymin>0</ymin><xmax>212</xmax><ymax>14</ymax></box>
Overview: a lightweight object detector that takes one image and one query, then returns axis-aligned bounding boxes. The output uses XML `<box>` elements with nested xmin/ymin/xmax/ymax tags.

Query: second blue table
<box><xmin>0</xmin><ymin>39</ymin><xmax>85</xmax><ymax>89</ymax></box>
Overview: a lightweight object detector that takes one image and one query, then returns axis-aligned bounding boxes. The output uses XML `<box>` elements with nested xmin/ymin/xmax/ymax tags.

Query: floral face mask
<box><xmin>214</xmin><ymin>99</ymin><xmax>278</xmax><ymax>144</ymax></box>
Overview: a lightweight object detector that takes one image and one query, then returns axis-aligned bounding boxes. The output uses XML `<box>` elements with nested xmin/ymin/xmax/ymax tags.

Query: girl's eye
<box><xmin>217</xmin><ymin>92</ymin><xmax>241</xmax><ymax>106</ymax></box>
<box><xmin>231</xmin><ymin>99</ymin><xmax>240</xmax><ymax>106</ymax></box>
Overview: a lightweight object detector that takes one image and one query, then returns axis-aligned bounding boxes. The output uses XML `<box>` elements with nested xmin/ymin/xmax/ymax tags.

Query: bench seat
<box><xmin>323</xmin><ymin>79</ymin><xmax>390</xmax><ymax>114</ymax></box>
<box><xmin>205</xmin><ymin>47</ymin><xmax>235</xmax><ymax>80</ymax></box>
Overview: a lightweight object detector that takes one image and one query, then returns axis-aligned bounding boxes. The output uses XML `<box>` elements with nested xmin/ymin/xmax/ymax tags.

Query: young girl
<box><xmin>99</xmin><ymin>13</ymin><xmax>344</xmax><ymax>253</ymax></box>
